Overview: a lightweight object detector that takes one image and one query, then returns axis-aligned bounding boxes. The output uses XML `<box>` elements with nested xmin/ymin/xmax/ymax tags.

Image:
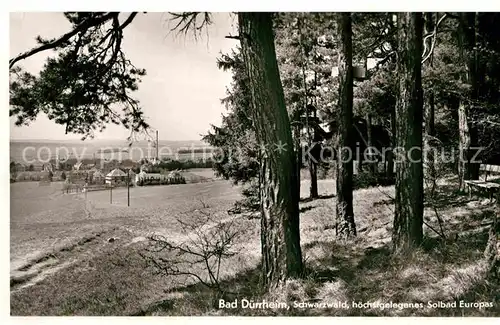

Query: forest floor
<box><xmin>10</xmin><ymin>175</ymin><xmax>500</xmax><ymax>316</ymax></box>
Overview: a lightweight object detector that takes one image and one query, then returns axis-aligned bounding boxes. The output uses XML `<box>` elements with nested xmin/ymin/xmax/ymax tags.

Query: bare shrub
<box><xmin>423</xmin><ymin>135</ymin><xmax>453</xmax><ymax>196</ymax></box>
<box><xmin>141</xmin><ymin>201</ymin><xmax>241</xmax><ymax>295</ymax></box>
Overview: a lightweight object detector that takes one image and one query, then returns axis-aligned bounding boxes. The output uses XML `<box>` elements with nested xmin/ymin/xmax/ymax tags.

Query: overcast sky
<box><xmin>9</xmin><ymin>12</ymin><xmax>238</xmax><ymax>141</ymax></box>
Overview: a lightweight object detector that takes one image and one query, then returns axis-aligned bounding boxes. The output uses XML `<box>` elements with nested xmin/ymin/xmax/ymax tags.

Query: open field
<box><xmin>10</xmin><ymin>169</ymin><xmax>237</xmax><ymax>280</ymax></box>
<box><xmin>10</xmin><ymin>171</ymin><xmax>500</xmax><ymax>316</ymax></box>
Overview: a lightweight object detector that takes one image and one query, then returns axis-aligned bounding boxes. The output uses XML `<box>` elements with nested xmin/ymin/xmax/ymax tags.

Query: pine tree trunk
<box><xmin>424</xmin><ymin>12</ymin><xmax>436</xmax><ymax>193</ymax></box>
<box><xmin>457</xmin><ymin>12</ymin><xmax>481</xmax><ymax>191</ymax></box>
<box><xmin>335</xmin><ymin>13</ymin><xmax>356</xmax><ymax>239</ymax></box>
<box><xmin>238</xmin><ymin>13</ymin><xmax>303</xmax><ymax>289</ymax></box>
<box><xmin>393</xmin><ymin>12</ymin><xmax>424</xmax><ymax>252</ymax></box>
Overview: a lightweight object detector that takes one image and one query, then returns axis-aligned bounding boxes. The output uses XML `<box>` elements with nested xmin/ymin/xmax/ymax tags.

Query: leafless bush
<box><xmin>423</xmin><ymin>134</ymin><xmax>450</xmax><ymax>197</ymax></box>
<box><xmin>141</xmin><ymin>201</ymin><xmax>241</xmax><ymax>294</ymax></box>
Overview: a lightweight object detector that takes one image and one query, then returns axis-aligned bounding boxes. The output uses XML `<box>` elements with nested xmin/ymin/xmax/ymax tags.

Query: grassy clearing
<box><xmin>10</xmin><ymin>176</ymin><xmax>500</xmax><ymax>316</ymax></box>
<box><xmin>141</xmin><ymin>180</ymin><xmax>499</xmax><ymax>317</ymax></box>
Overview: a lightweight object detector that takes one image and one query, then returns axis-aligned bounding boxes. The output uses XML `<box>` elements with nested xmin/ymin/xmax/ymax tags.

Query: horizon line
<box><xmin>10</xmin><ymin>138</ymin><xmax>208</xmax><ymax>143</ymax></box>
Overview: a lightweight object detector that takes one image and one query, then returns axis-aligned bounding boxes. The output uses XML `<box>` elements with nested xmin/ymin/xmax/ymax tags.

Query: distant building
<box><xmin>135</xmin><ymin>171</ymin><xmax>167</xmax><ymax>185</ymax></box>
<box><xmin>14</xmin><ymin>163</ymin><xmax>26</xmax><ymax>172</ymax></box>
<box><xmin>92</xmin><ymin>170</ymin><xmax>105</xmax><ymax>184</ymax></box>
<box><xmin>86</xmin><ymin>168</ymin><xmax>105</xmax><ymax>184</ymax></box>
<box><xmin>105</xmin><ymin>168</ymin><xmax>127</xmax><ymax>185</ymax></box>
<box><xmin>32</xmin><ymin>162</ymin><xmax>44</xmax><ymax>172</ymax></box>
<box><xmin>135</xmin><ymin>170</ymin><xmax>184</xmax><ymax>186</ymax></box>
<box><xmin>66</xmin><ymin>170</ymin><xmax>89</xmax><ymax>184</ymax></box>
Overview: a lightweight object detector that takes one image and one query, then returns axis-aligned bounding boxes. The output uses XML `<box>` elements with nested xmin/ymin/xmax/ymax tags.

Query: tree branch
<box><xmin>9</xmin><ymin>12</ymin><xmax>117</xmax><ymax>69</ymax></box>
<box><xmin>225</xmin><ymin>34</ymin><xmax>241</xmax><ymax>40</ymax></box>
<box><xmin>421</xmin><ymin>13</ymin><xmax>448</xmax><ymax>64</ymax></box>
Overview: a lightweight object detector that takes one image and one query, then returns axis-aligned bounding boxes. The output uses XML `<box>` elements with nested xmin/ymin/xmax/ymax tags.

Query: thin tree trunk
<box><xmin>386</xmin><ymin>108</ymin><xmax>395</xmax><ymax>177</ymax></box>
<box><xmin>307</xmin><ymin>121</ymin><xmax>318</xmax><ymax>198</ymax></box>
<box><xmin>457</xmin><ymin>12</ymin><xmax>481</xmax><ymax>191</ymax></box>
<box><xmin>294</xmin><ymin>125</ymin><xmax>302</xmax><ymax>196</ymax></box>
<box><xmin>335</xmin><ymin>13</ymin><xmax>356</xmax><ymax>239</ymax></box>
<box><xmin>238</xmin><ymin>13</ymin><xmax>303</xmax><ymax>289</ymax></box>
<box><xmin>393</xmin><ymin>12</ymin><xmax>424</xmax><ymax>252</ymax></box>
<box><xmin>298</xmin><ymin>16</ymin><xmax>319</xmax><ymax>199</ymax></box>
<box><xmin>366</xmin><ymin>113</ymin><xmax>376</xmax><ymax>174</ymax></box>
<box><xmin>424</xmin><ymin>12</ymin><xmax>436</xmax><ymax>193</ymax></box>
<box><xmin>310</xmin><ymin>83</ymin><xmax>319</xmax><ymax>198</ymax></box>
<box><xmin>309</xmin><ymin>154</ymin><xmax>319</xmax><ymax>198</ymax></box>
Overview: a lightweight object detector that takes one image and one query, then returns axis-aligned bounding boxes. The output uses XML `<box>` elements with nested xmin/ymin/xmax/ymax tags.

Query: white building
<box><xmin>105</xmin><ymin>168</ymin><xmax>128</xmax><ymax>185</ymax></box>
<box><xmin>135</xmin><ymin>171</ymin><xmax>170</xmax><ymax>186</ymax></box>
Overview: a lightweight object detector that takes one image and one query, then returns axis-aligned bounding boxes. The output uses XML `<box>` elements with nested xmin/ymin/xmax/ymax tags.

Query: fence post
<box><xmin>127</xmin><ymin>170</ymin><xmax>130</xmax><ymax>207</ymax></box>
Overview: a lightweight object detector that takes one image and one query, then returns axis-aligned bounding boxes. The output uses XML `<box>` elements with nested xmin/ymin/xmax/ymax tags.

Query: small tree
<box><xmin>142</xmin><ymin>202</ymin><xmax>241</xmax><ymax>296</ymax></box>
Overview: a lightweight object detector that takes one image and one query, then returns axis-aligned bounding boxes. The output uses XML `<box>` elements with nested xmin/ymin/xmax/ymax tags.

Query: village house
<box><xmin>92</xmin><ymin>170</ymin><xmax>106</xmax><ymax>184</ymax></box>
<box><xmin>105</xmin><ymin>168</ymin><xmax>128</xmax><ymax>185</ymax></box>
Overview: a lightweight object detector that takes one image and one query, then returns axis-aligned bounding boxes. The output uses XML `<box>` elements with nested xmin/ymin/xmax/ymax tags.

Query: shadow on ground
<box><xmin>141</xmin><ymin>222</ymin><xmax>499</xmax><ymax>316</ymax></box>
<box><xmin>300</xmin><ymin>194</ymin><xmax>335</xmax><ymax>203</ymax></box>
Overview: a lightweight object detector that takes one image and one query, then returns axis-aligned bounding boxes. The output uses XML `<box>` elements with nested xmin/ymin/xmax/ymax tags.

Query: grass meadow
<box><xmin>9</xmin><ymin>169</ymin><xmax>500</xmax><ymax>316</ymax></box>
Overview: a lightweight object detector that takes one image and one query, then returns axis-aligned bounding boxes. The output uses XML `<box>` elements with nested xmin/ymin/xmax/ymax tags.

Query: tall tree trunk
<box><xmin>335</xmin><ymin>13</ymin><xmax>356</xmax><ymax>239</ymax></box>
<box><xmin>298</xmin><ymin>16</ymin><xmax>319</xmax><ymax>199</ymax></box>
<box><xmin>309</xmin><ymin>130</ymin><xmax>319</xmax><ymax>199</ymax></box>
<box><xmin>457</xmin><ymin>12</ymin><xmax>481</xmax><ymax>191</ymax></box>
<box><xmin>238</xmin><ymin>13</ymin><xmax>303</xmax><ymax>289</ymax></box>
<box><xmin>307</xmin><ymin>117</ymin><xmax>318</xmax><ymax>199</ymax></box>
<box><xmin>293</xmin><ymin>125</ymin><xmax>302</xmax><ymax>196</ymax></box>
<box><xmin>393</xmin><ymin>12</ymin><xmax>424</xmax><ymax>252</ymax></box>
<box><xmin>386</xmin><ymin>108</ymin><xmax>396</xmax><ymax>177</ymax></box>
<box><xmin>366</xmin><ymin>113</ymin><xmax>376</xmax><ymax>174</ymax></box>
<box><xmin>424</xmin><ymin>12</ymin><xmax>437</xmax><ymax>193</ymax></box>
<box><xmin>311</xmin><ymin>72</ymin><xmax>320</xmax><ymax>193</ymax></box>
